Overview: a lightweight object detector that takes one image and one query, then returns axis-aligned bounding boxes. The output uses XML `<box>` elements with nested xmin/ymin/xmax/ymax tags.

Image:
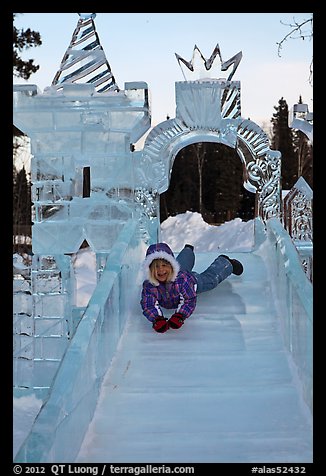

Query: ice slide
<box><xmin>74</xmin><ymin>250</ymin><xmax>312</xmax><ymax>463</ymax></box>
<box><xmin>14</xmin><ymin>220</ymin><xmax>312</xmax><ymax>463</ymax></box>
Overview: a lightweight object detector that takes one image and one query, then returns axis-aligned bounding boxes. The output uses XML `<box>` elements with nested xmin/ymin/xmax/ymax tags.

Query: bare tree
<box><xmin>276</xmin><ymin>15</ymin><xmax>313</xmax><ymax>86</ymax></box>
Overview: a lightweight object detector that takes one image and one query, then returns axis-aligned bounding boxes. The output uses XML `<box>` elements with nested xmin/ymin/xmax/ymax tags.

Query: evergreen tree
<box><xmin>194</xmin><ymin>143</ymin><xmax>206</xmax><ymax>215</ymax></box>
<box><xmin>13</xmin><ymin>14</ymin><xmax>41</xmax><ymax>250</ymax></box>
<box><xmin>13</xmin><ymin>12</ymin><xmax>41</xmax><ymax>159</ymax></box>
<box><xmin>13</xmin><ymin>13</ymin><xmax>42</xmax><ymax>80</ymax></box>
<box><xmin>160</xmin><ymin>144</ymin><xmax>199</xmax><ymax>222</ymax></box>
<box><xmin>13</xmin><ymin>167</ymin><xmax>31</xmax><ymax>227</ymax></box>
<box><xmin>160</xmin><ymin>141</ymin><xmax>251</xmax><ymax>225</ymax></box>
<box><xmin>205</xmin><ymin>144</ymin><xmax>243</xmax><ymax>223</ymax></box>
<box><xmin>238</xmin><ymin>187</ymin><xmax>256</xmax><ymax>221</ymax></box>
<box><xmin>270</xmin><ymin>97</ymin><xmax>298</xmax><ymax>190</ymax></box>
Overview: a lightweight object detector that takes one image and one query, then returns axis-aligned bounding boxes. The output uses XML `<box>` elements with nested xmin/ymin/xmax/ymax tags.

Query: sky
<box><xmin>13</xmin><ymin>12</ymin><xmax>313</xmax><ymax>130</ymax></box>
<box><xmin>13</xmin><ymin>212</ymin><xmax>256</xmax><ymax>458</ymax></box>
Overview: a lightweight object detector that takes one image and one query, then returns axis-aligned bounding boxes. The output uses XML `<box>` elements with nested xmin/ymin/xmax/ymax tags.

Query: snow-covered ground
<box><xmin>13</xmin><ymin>213</ymin><xmax>256</xmax><ymax>458</ymax></box>
<box><xmin>161</xmin><ymin>211</ymin><xmax>254</xmax><ymax>252</ymax></box>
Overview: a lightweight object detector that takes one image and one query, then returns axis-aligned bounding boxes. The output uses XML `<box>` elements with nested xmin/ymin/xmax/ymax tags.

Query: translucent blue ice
<box><xmin>13</xmin><ymin>13</ymin><xmax>312</xmax><ymax>463</ymax></box>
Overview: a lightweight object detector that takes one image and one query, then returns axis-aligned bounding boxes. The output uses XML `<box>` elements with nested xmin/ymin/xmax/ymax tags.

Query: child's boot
<box><xmin>219</xmin><ymin>255</ymin><xmax>244</xmax><ymax>275</ymax></box>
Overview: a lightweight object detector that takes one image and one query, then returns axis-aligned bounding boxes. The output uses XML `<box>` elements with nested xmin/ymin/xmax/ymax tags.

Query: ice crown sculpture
<box><xmin>175</xmin><ymin>44</ymin><xmax>242</xmax><ymax>81</ymax></box>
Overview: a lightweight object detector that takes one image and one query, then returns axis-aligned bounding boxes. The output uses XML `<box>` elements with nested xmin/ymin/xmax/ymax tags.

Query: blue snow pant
<box><xmin>176</xmin><ymin>246</ymin><xmax>233</xmax><ymax>294</ymax></box>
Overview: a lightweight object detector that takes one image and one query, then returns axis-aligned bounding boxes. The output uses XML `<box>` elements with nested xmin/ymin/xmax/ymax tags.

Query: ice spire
<box><xmin>51</xmin><ymin>13</ymin><xmax>119</xmax><ymax>93</ymax></box>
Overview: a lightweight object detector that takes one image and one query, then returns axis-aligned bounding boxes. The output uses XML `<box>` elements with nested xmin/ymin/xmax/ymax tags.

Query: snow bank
<box><xmin>13</xmin><ymin>394</ymin><xmax>43</xmax><ymax>457</ymax></box>
<box><xmin>161</xmin><ymin>211</ymin><xmax>254</xmax><ymax>252</ymax></box>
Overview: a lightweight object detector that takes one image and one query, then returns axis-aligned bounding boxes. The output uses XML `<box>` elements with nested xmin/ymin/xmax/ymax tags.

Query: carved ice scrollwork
<box><xmin>134</xmin><ymin>187</ymin><xmax>159</xmax><ymax>221</ymax></box>
<box><xmin>300</xmin><ymin>256</ymin><xmax>313</xmax><ymax>282</ymax></box>
<box><xmin>259</xmin><ymin>172</ymin><xmax>281</xmax><ymax>220</ymax></box>
<box><xmin>295</xmin><ymin>216</ymin><xmax>312</xmax><ymax>241</ymax></box>
<box><xmin>283</xmin><ymin>177</ymin><xmax>313</xmax><ymax>242</ymax></box>
<box><xmin>291</xmin><ymin>191</ymin><xmax>312</xmax><ymax>241</ymax></box>
<box><xmin>237</xmin><ymin>119</ymin><xmax>281</xmax><ymax>221</ymax></box>
<box><xmin>138</xmin><ymin>118</ymin><xmax>185</xmax><ymax>192</ymax></box>
<box><xmin>134</xmin><ymin>187</ymin><xmax>160</xmax><ymax>243</ymax></box>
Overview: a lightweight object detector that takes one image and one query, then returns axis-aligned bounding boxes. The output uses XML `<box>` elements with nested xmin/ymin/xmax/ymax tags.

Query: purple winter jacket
<box><xmin>140</xmin><ymin>243</ymin><xmax>197</xmax><ymax>322</ymax></box>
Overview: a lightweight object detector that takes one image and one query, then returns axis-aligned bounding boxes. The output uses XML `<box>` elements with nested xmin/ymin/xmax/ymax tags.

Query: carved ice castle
<box><xmin>13</xmin><ymin>13</ymin><xmax>310</xmax><ymax>395</ymax></box>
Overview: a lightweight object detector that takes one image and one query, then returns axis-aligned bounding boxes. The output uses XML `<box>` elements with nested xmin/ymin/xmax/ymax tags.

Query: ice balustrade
<box><xmin>264</xmin><ymin>217</ymin><xmax>313</xmax><ymax>412</ymax></box>
<box><xmin>14</xmin><ymin>219</ymin><xmax>145</xmax><ymax>463</ymax></box>
<box><xmin>13</xmin><ymin>253</ymin><xmax>74</xmax><ymax>398</ymax></box>
<box><xmin>283</xmin><ymin>176</ymin><xmax>313</xmax><ymax>282</ymax></box>
<box><xmin>13</xmin><ymin>249</ymin><xmax>111</xmax><ymax>398</ymax></box>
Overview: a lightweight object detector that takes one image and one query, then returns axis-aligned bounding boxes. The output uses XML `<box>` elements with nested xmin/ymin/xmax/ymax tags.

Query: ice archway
<box><xmin>137</xmin><ymin>79</ymin><xmax>282</xmax><ymax>225</ymax></box>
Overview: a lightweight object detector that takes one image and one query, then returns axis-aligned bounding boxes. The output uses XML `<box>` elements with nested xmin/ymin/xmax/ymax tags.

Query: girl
<box><xmin>140</xmin><ymin>242</ymin><xmax>243</xmax><ymax>333</ymax></box>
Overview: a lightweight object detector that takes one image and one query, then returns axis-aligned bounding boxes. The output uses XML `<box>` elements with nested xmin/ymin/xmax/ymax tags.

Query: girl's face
<box><xmin>152</xmin><ymin>259</ymin><xmax>172</xmax><ymax>283</ymax></box>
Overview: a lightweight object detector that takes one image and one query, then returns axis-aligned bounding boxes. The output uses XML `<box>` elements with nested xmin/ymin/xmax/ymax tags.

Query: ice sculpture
<box><xmin>51</xmin><ymin>13</ymin><xmax>119</xmax><ymax>93</ymax></box>
<box><xmin>13</xmin><ymin>13</ymin><xmax>151</xmax><ymax>396</ymax></box>
<box><xmin>283</xmin><ymin>176</ymin><xmax>313</xmax><ymax>281</ymax></box>
<box><xmin>289</xmin><ymin>103</ymin><xmax>313</xmax><ymax>144</ymax></box>
<box><xmin>137</xmin><ymin>44</ymin><xmax>282</xmax><ymax>224</ymax></box>
<box><xmin>13</xmin><ymin>15</ymin><xmax>283</xmax><ymax>396</ymax></box>
<box><xmin>175</xmin><ymin>43</ymin><xmax>242</xmax><ymax>82</ymax></box>
<box><xmin>13</xmin><ymin>17</ymin><xmax>312</xmax><ymax>461</ymax></box>
<box><xmin>287</xmin><ymin>103</ymin><xmax>313</xmax><ymax>281</ymax></box>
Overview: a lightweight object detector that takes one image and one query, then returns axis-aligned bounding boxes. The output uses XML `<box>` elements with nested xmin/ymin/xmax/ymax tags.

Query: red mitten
<box><xmin>168</xmin><ymin>313</ymin><xmax>185</xmax><ymax>329</ymax></box>
<box><xmin>153</xmin><ymin>317</ymin><xmax>169</xmax><ymax>333</ymax></box>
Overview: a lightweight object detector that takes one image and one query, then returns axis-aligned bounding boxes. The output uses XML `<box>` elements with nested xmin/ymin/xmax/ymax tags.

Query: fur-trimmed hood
<box><xmin>143</xmin><ymin>243</ymin><xmax>180</xmax><ymax>286</ymax></box>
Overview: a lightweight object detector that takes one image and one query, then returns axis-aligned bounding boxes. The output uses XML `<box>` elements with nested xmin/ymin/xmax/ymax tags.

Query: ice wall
<box><xmin>13</xmin><ymin>13</ymin><xmax>151</xmax><ymax>396</ymax></box>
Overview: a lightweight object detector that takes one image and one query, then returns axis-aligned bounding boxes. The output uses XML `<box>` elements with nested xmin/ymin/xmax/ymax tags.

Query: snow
<box><xmin>161</xmin><ymin>211</ymin><xmax>254</xmax><ymax>252</ymax></box>
<box><xmin>71</xmin><ymin>247</ymin><xmax>97</xmax><ymax>307</ymax></box>
<box><xmin>13</xmin><ymin>394</ymin><xmax>43</xmax><ymax>457</ymax></box>
<box><xmin>13</xmin><ymin>253</ymin><xmax>31</xmax><ymax>278</ymax></box>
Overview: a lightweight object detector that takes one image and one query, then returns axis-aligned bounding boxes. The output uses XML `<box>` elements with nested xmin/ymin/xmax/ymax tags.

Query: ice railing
<box><xmin>264</xmin><ymin>217</ymin><xmax>313</xmax><ymax>413</ymax></box>
<box><xmin>14</xmin><ymin>218</ymin><xmax>146</xmax><ymax>463</ymax></box>
<box><xmin>13</xmin><ymin>251</ymin><xmax>98</xmax><ymax>398</ymax></box>
<box><xmin>13</xmin><ymin>265</ymin><xmax>70</xmax><ymax>398</ymax></box>
<box><xmin>282</xmin><ymin>176</ymin><xmax>313</xmax><ymax>282</ymax></box>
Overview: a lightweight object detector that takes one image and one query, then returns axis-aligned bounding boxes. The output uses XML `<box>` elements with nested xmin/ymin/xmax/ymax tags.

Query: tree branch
<box><xmin>276</xmin><ymin>17</ymin><xmax>313</xmax><ymax>57</ymax></box>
